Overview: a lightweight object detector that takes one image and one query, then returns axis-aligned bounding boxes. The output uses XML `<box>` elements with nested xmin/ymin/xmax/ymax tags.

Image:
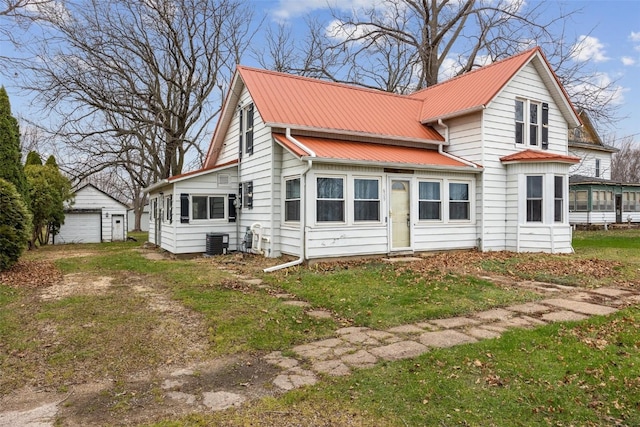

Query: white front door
<box><xmin>112</xmin><ymin>215</ymin><xmax>125</xmax><ymax>241</ymax></box>
<box><xmin>390</xmin><ymin>180</ymin><xmax>411</xmax><ymax>249</ymax></box>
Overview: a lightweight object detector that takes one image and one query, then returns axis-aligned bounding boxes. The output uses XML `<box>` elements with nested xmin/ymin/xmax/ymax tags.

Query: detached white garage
<box><xmin>54</xmin><ymin>184</ymin><xmax>128</xmax><ymax>244</ymax></box>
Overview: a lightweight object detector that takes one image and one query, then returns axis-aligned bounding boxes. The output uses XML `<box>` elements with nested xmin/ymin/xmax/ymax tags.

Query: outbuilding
<box><xmin>55</xmin><ymin>184</ymin><xmax>128</xmax><ymax>244</ymax></box>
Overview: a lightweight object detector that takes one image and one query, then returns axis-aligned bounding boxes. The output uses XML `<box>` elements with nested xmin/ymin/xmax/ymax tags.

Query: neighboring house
<box><xmin>128</xmin><ymin>204</ymin><xmax>150</xmax><ymax>232</ymax></box>
<box><xmin>145</xmin><ymin>47</ymin><xmax>582</xmax><ymax>264</ymax></box>
<box><xmin>54</xmin><ymin>184</ymin><xmax>128</xmax><ymax>244</ymax></box>
<box><xmin>567</xmin><ymin>112</ymin><xmax>639</xmax><ymax>225</ymax></box>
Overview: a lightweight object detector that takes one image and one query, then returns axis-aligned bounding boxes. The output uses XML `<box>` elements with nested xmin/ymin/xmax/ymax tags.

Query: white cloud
<box><xmin>438</xmin><ymin>54</ymin><xmax>493</xmax><ymax>82</ymax></box>
<box><xmin>272</xmin><ymin>0</ymin><xmax>381</xmax><ymax>21</ymax></box>
<box><xmin>571</xmin><ymin>35</ymin><xmax>609</xmax><ymax>63</ymax></box>
<box><xmin>630</xmin><ymin>31</ymin><xmax>640</xmax><ymax>42</ymax></box>
<box><xmin>325</xmin><ymin>19</ymin><xmax>372</xmax><ymax>42</ymax></box>
<box><xmin>622</xmin><ymin>56</ymin><xmax>636</xmax><ymax>66</ymax></box>
<box><xmin>272</xmin><ymin>0</ymin><xmax>331</xmax><ymax>21</ymax></box>
<box><xmin>567</xmin><ymin>72</ymin><xmax>627</xmax><ymax>108</ymax></box>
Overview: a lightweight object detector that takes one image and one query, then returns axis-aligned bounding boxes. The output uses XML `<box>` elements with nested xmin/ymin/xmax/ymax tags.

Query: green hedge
<box><xmin>0</xmin><ymin>178</ymin><xmax>32</xmax><ymax>271</ymax></box>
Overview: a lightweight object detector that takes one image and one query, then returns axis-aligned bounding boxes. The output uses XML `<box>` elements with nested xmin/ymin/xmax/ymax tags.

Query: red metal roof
<box><xmin>500</xmin><ymin>149</ymin><xmax>580</xmax><ymax>164</ymax></box>
<box><xmin>409</xmin><ymin>48</ymin><xmax>540</xmax><ymax>121</ymax></box>
<box><xmin>273</xmin><ymin>134</ymin><xmax>475</xmax><ymax>169</ymax></box>
<box><xmin>237</xmin><ymin>66</ymin><xmax>444</xmax><ymax>143</ymax></box>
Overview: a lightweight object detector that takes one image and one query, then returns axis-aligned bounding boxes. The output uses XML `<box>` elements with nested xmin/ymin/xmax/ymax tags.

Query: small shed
<box><xmin>55</xmin><ymin>184</ymin><xmax>129</xmax><ymax>244</ymax></box>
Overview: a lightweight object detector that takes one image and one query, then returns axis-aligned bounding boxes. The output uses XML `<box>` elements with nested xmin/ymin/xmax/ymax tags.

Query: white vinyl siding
<box><xmin>56</xmin><ymin>185</ymin><xmax>128</xmax><ymax>244</ymax></box>
<box><xmin>568</xmin><ymin>147</ymin><xmax>613</xmax><ymax>180</ymax></box>
<box><xmin>475</xmin><ymin>61</ymin><xmax>571</xmax><ymax>252</ymax></box>
<box><xmin>149</xmin><ymin>167</ymin><xmax>238</xmax><ymax>255</ymax></box>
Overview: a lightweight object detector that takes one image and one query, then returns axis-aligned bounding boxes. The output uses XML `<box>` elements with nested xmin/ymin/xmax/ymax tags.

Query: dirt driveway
<box><xmin>0</xmin><ymin>248</ymin><xmax>283</xmax><ymax>427</ymax></box>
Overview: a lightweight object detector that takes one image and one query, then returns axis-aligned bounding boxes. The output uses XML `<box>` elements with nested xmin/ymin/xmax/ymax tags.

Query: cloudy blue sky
<box><xmin>258</xmin><ymin>0</ymin><xmax>640</xmax><ymax>143</ymax></box>
<box><xmin>2</xmin><ymin>0</ymin><xmax>639</xmax><ymax>145</ymax></box>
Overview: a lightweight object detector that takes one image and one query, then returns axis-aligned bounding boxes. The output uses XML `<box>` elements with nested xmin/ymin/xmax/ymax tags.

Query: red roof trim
<box><xmin>499</xmin><ymin>149</ymin><xmax>580</xmax><ymax>164</ymax></box>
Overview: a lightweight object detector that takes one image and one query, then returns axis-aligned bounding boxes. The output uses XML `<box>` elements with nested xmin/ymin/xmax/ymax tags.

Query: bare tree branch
<box><xmin>261</xmin><ymin>0</ymin><xmax>621</xmax><ymax>127</ymax></box>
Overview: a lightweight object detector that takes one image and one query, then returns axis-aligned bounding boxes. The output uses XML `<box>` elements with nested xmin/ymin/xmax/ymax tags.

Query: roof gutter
<box><xmin>300</xmin><ymin>156</ymin><xmax>481</xmax><ymax>173</ymax></box>
<box><xmin>266</xmin><ymin>122</ymin><xmax>445</xmax><ymax>146</ymax></box>
<box><xmin>437</xmin><ymin>119</ymin><xmax>478</xmax><ymax>169</ymax></box>
<box><xmin>264</xmin><ymin>129</ymin><xmax>315</xmax><ymax>273</ymax></box>
<box><xmin>143</xmin><ymin>179</ymin><xmax>169</xmax><ymax>194</ymax></box>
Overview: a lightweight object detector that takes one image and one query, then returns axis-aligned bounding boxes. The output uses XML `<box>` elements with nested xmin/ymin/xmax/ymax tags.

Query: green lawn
<box><xmin>1</xmin><ymin>229</ymin><xmax>639</xmax><ymax>426</ymax></box>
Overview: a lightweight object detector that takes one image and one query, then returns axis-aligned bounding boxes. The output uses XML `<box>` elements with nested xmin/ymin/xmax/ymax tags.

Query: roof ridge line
<box><xmin>236</xmin><ymin>65</ymin><xmax>423</xmax><ymax>103</ymax></box>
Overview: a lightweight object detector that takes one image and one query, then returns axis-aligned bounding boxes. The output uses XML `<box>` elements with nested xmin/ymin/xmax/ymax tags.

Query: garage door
<box><xmin>55</xmin><ymin>212</ymin><xmax>102</xmax><ymax>244</ymax></box>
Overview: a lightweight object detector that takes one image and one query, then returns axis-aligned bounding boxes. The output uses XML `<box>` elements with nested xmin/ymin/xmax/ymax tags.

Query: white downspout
<box><xmin>264</xmin><ymin>129</ymin><xmax>315</xmax><ymax>272</ymax></box>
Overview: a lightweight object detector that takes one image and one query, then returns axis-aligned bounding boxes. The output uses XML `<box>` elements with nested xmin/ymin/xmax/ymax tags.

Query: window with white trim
<box><xmin>285</xmin><ymin>177</ymin><xmax>300</xmax><ymax>222</ymax></box>
<box><xmin>554</xmin><ymin>176</ymin><xmax>564</xmax><ymax>222</ymax></box>
<box><xmin>449</xmin><ymin>182</ymin><xmax>470</xmax><ymax>220</ymax></box>
<box><xmin>165</xmin><ymin>195</ymin><xmax>173</xmax><ymax>223</ymax></box>
<box><xmin>529</xmin><ymin>102</ymin><xmax>540</xmax><ymax>146</ymax></box>
<box><xmin>418</xmin><ymin>181</ymin><xmax>441</xmax><ymax>220</ymax></box>
<box><xmin>245</xmin><ymin>103</ymin><xmax>254</xmax><ymax>155</ymax></box>
<box><xmin>515</xmin><ymin>100</ymin><xmax>525</xmax><ymax>144</ymax></box>
<box><xmin>354</xmin><ymin>178</ymin><xmax>380</xmax><ymax>221</ymax></box>
<box><xmin>192</xmin><ymin>195</ymin><xmax>225</xmax><ymax>220</ymax></box>
<box><xmin>526</xmin><ymin>176</ymin><xmax>543</xmax><ymax>222</ymax></box>
<box><xmin>316</xmin><ymin>177</ymin><xmax>344</xmax><ymax>222</ymax></box>
<box><xmin>515</xmin><ymin>99</ymin><xmax>546</xmax><ymax>147</ymax></box>
<box><xmin>595</xmin><ymin>159</ymin><xmax>601</xmax><ymax>178</ymax></box>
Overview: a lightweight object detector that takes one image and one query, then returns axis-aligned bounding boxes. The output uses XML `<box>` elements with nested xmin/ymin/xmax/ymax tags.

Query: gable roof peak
<box><xmin>410</xmin><ymin>47</ymin><xmax>541</xmax><ymax>98</ymax></box>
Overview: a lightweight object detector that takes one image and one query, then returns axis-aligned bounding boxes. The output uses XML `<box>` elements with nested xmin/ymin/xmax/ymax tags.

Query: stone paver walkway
<box><xmin>262</xmin><ymin>281</ymin><xmax>639</xmax><ymax>390</ymax></box>
<box><xmin>3</xmin><ymin>268</ymin><xmax>639</xmax><ymax>427</ymax></box>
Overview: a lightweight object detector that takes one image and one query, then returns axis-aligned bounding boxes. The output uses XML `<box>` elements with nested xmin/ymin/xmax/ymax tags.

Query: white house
<box><xmin>145</xmin><ymin>47</ymin><xmax>582</xmax><ymax>266</ymax></box>
<box><xmin>566</xmin><ymin>112</ymin><xmax>640</xmax><ymax>226</ymax></box>
<box><xmin>55</xmin><ymin>184</ymin><xmax>128</xmax><ymax>244</ymax></box>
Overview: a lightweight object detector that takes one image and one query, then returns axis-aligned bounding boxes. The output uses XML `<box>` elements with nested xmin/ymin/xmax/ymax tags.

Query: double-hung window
<box><xmin>192</xmin><ymin>196</ymin><xmax>225</xmax><ymax>220</ymax></box>
<box><xmin>526</xmin><ymin>176</ymin><xmax>543</xmax><ymax>222</ymax></box>
<box><xmin>515</xmin><ymin>99</ymin><xmax>545</xmax><ymax>147</ymax></box>
<box><xmin>354</xmin><ymin>178</ymin><xmax>380</xmax><ymax>221</ymax></box>
<box><xmin>418</xmin><ymin>181</ymin><xmax>441</xmax><ymax>220</ymax></box>
<box><xmin>554</xmin><ymin>176</ymin><xmax>563</xmax><ymax>222</ymax></box>
<box><xmin>529</xmin><ymin>102</ymin><xmax>540</xmax><ymax>146</ymax></box>
<box><xmin>316</xmin><ymin>177</ymin><xmax>344</xmax><ymax>222</ymax></box>
<box><xmin>245</xmin><ymin>103</ymin><xmax>254</xmax><ymax>155</ymax></box>
<box><xmin>595</xmin><ymin>159</ymin><xmax>601</xmax><ymax>178</ymax></box>
<box><xmin>285</xmin><ymin>178</ymin><xmax>301</xmax><ymax>222</ymax></box>
<box><xmin>449</xmin><ymin>182</ymin><xmax>469</xmax><ymax>220</ymax></box>
<box><xmin>515</xmin><ymin>100</ymin><xmax>525</xmax><ymax>144</ymax></box>
<box><xmin>165</xmin><ymin>195</ymin><xmax>173</xmax><ymax>223</ymax></box>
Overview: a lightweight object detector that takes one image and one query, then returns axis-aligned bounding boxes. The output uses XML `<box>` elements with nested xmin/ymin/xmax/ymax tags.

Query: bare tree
<box><xmin>261</xmin><ymin>0</ymin><xmax>620</xmax><ymax>124</ymax></box>
<box><xmin>0</xmin><ymin>1</ymin><xmax>54</xmax><ymax>68</ymax></box>
<box><xmin>22</xmin><ymin>0</ymin><xmax>257</xmax><ymax>179</ymax></box>
<box><xmin>11</xmin><ymin>0</ymin><xmax>258</xmax><ymax>226</ymax></box>
<box><xmin>611</xmin><ymin>136</ymin><xmax>640</xmax><ymax>184</ymax></box>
